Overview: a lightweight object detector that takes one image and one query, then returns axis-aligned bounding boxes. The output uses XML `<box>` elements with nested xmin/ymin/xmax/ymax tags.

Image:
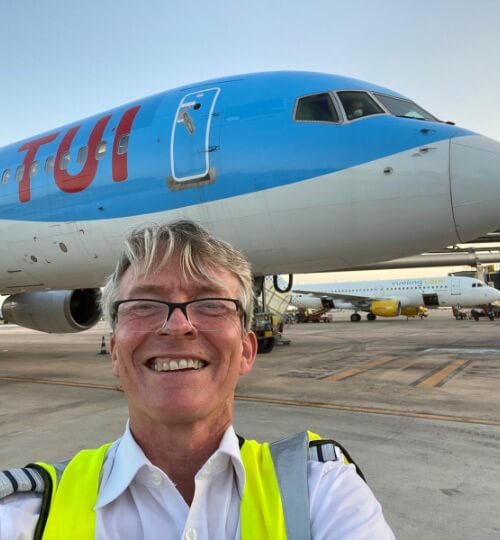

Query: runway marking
<box><xmin>0</xmin><ymin>375</ymin><xmax>498</xmax><ymax>426</ymax></box>
<box><xmin>423</xmin><ymin>348</ymin><xmax>500</xmax><ymax>355</ymax></box>
<box><xmin>0</xmin><ymin>376</ymin><xmax>117</xmax><ymax>390</ymax></box>
<box><xmin>412</xmin><ymin>359</ymin><xmax>471</xmax><ymax>388</ymax></box>
<box><xmin>322</xmin><ymin>355</ymin><xmax>398</xmax><ymax>381</ymax></box>
<box><xmin>235</xmin><ymin>395</ymin><xmax>500</xmax><ymax>427</ymax></box>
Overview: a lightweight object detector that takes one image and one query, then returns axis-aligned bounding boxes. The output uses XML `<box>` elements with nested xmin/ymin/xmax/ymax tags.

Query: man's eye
<box><xmin>194</xmin><ymin>301</ymin><xmax>230</xmax><ymax>314</ymax></box>
<box><xmin>127</xmin><ymin>302</ymin><xmax>162</xmax><ymax>315</ymax></box>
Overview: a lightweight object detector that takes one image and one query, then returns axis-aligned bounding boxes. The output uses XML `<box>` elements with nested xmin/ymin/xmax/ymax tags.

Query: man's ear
<box><xmin>239</xmin><ymin>331</ymin><xmax>258</xmax><ymax>376</ymax></box>
<box><xmin>110</xmin><ymin>334</ymin><xmax>120</xmax><ymax>379</ymax></box>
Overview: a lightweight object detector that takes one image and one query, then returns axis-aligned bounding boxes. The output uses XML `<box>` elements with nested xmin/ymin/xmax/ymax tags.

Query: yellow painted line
<box><xmin>1</xmin><ymin>375</ymin><xmax>497</xmax><ymax>426</ymax></box>
<box><xmin>417</xmin><ymin>359</ymin><xmax>467</xmax><ymax>388</ymax></box>
<box><xmin>235</xmin><ymin>395</ymin><xmax>500</xmax><ymax>427</ymax></box>
<box><xmin>0</xmin><ymin>375</ymin><xmax>118</xmax><ymax>391</ymax></box>
<box><xmin>323</xmin><ymin>355</ymin><xmax>398</xmax><ymax>381</ymax></box>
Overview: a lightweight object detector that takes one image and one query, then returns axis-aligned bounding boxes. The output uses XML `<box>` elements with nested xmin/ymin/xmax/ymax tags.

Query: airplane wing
<box><xmin>293</xmin><ymin>289</ymin><xmax>380</xmax><ymax>309</ymax></box>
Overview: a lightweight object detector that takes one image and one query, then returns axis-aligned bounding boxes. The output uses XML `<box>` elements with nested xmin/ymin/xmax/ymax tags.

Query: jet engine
<box><xmin>370</xmin><ymin>299</ymin><xmax>401</xmax><ymax>318</ymax></box>
<box><xmin>2</xmin><ymin>289</ymin><xmax>101</xmax><ymax>333</ymax></box>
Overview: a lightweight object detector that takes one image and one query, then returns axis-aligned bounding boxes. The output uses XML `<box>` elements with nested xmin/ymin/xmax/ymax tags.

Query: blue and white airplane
<box><xmin>1</xmin><ymin>71</ymin><xmax>500</xmax><ymax>333</ymax></box>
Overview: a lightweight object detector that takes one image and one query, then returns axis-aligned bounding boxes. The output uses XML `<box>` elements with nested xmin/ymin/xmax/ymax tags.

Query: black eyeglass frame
<box><xmin>111</xmin><ymin>297</ymin><xmax>247</xmax><ymax>329</ymax></box>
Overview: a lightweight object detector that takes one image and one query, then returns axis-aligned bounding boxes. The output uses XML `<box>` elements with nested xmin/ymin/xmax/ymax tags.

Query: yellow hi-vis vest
<box><xmin>24</xmin><ymin>431</ymin><xmax>363</xmax><ymax>540</ymax></box>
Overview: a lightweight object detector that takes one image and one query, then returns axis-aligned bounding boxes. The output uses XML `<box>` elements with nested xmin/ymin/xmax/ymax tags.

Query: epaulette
<box><xmin>0</xmin><ymin>467</ymin><xmax>45</xmax><ymax>499</ymax></box>
<box><xmin>309</xmin><ymin>438</ymin><xmax>366</xmax><ymax>482</ymax></box>
<box><xmin>237</xmin><ymin>433</ymin><xmax>366</xmax><ymax>482</ymax></box>
<box><xmin>308</xmin><ymin>439</ymin><xmax>338</xmax><ymax>462</ymax></box>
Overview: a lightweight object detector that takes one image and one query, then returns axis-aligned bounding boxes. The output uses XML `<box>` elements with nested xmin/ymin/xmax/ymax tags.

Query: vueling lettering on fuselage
<box><xmin>390</xmin><ymin>279</ymin><xmax>424</xmax><ymax>287</ymax></box>
<box><xmin>423</xmin><ymin>279</ymin><xmax>445</xmax><ymax>285</ymax></box>
<box><xmin>390</xmin><ymin>279</ymin><xmax>446</xmax><ymax>288</ymax></box>
<box><xmin>16</xmin><ymin>105</ymin><xmax>140</xmax><ymax>203</ymax></box>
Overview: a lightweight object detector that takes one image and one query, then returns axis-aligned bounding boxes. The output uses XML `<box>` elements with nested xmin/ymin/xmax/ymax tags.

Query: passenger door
<box><xmin>170</xmin><ymin>87</ymin><xmax>220</xmax><ymax>185</ymax></box>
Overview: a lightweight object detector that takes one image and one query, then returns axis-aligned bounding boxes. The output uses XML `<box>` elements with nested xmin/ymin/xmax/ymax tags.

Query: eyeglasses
<box><xmin>112</xmin><ymin>298</ymin><xmax>246</xmax><ymax>333</ymax></box>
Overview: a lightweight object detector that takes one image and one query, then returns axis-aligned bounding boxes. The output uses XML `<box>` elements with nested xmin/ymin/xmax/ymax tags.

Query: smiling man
<box><xmin>0</xmin><ymin>220</ymin><xmax>394</xmax><ymax>539</ymax></box>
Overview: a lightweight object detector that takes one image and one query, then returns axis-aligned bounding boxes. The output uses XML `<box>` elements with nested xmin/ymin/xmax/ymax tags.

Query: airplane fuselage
<box><xmin>292</xmin><ymin>276</ymin><xmax>500</xmax><ymax>313</ymax></box>
<box><xmin>1</xmin><ymin>71</ymin><xmax>500</xmax><ymax>295</ymax></box>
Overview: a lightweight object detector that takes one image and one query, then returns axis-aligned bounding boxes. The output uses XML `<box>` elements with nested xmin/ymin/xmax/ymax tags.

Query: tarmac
<box><xmin>1</xmin><ymin>310</ymin><xmax>499</xmax><ymax>539</ymax></box>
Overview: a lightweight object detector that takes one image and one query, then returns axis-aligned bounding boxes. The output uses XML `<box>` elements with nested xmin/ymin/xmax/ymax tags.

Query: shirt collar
<box><xmin>96</xmin><ymin>421</ymin><xmax>246</xmax><ymax>509</ymax></box>
<box><xmin>95</xmin><ymin>420</ymin><xmax>151</xmax><ymax>509</ymax></box>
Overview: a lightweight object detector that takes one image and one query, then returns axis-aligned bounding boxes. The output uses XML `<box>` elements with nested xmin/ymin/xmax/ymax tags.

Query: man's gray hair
<box><xmin>101</xmin><ymin>220</ymin><xmax>254</xmax><ymax>332</ymax></box>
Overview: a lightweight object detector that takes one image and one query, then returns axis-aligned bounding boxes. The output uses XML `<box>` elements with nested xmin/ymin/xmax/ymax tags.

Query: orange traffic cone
<box><xmin>99</xmin><ymin>335</ymin><xmax>108</xmax><ymax>355</ymax></box>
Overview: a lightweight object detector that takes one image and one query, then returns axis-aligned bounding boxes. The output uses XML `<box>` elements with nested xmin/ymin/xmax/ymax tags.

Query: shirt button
<box><xmin>150</xmin><ymin>471</ymin><xmax>163</xmax><ymax>486</ymax></box>
<box><xmin>185</xmin><ymin>528</ymin><xmax>197</xmax><ymax>540</ymax></box>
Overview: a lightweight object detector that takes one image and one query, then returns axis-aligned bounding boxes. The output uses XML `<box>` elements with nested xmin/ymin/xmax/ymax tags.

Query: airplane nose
<box><xmin>450</xmin><ymin>134</ymin><xmax>500</xmax><ymax>242</ymax></box>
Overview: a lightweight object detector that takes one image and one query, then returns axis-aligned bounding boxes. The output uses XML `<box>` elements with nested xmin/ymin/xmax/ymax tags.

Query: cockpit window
<box><xmin>337</xmin><ymin>91</ymin><xmax>384</xmax><ymax>121</ymax></box>
<box><xmin>374</xmin><ymin>93</ymin><xmax>438</xmax><ymax>122</ymax></box>
<box><xmin>295</xmin><ymin>93</ymin><xmax>339</xmax><ymax>122</ymax></box>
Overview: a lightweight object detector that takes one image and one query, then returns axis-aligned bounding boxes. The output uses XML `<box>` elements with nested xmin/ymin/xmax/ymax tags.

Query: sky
<box><xmin>1</xmin><ymin>0</ymin><xmax>499</xmax><ymax>283</ymax></box>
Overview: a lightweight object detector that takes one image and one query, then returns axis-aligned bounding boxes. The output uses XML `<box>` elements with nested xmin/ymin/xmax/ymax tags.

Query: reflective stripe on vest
<box><xmin>34</xmin><ymin>432</ymin><xmax>327</xmax><ymax>540</ymax></box>
<box><xmin>37</xmin><ymin>443</ymin><xmax>111</xmax><ymax>540</ymax></box>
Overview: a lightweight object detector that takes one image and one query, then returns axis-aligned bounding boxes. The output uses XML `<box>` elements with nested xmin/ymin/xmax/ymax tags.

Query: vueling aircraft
<box><xmin>1</xmin><ymin>71</ymin><xmax>500</xmax><ymax>333</ymax></box>
<box><xmin>292</xmin><ymin>276</ymin><xmax>500</xmax><ymax>321</ymax></box>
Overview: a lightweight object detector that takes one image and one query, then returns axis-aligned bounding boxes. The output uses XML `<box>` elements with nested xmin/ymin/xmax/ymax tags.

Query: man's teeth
<box><xmin>152</xmin><ymin>359</ymin><xmax>206</xmax><ymax>372</ymax></box>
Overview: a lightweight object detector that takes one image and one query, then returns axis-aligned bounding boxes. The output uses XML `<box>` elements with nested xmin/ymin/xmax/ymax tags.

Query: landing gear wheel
<box><xmin>367</xmin><ymin>313</ymin><xmax>376</xmax><ymax>321</ymax></box>
<box><xmin>257</xmin><ymin>337</ymin><xmax>274</xmax><ymax>354</ymax></box>
<box><xmin>350</xmin><ymin>313</ymin><xmax>362</xmax><ymax>322</ymax></box>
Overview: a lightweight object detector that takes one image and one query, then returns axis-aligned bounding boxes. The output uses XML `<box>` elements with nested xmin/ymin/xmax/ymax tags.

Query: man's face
<box><xmin>110</xmin><ymin>256</ymin><xmax>257</xmax><ymax>430</ymax></box>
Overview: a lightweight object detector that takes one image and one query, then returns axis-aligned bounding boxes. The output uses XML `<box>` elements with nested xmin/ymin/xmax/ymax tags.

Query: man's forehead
<box><xmin>119</xmin><ymin>261</ymin><xmax>239</xmax><ymax>296</ymax></box>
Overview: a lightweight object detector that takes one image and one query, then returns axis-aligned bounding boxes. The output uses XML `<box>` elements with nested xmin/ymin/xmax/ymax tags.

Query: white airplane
<box><xmin>1</xmin><ymin>71</ymin><xmax>500</xmax><ymax>334</ymax></box>
<box><xmin>292</xmin><ymin>276</ymin><xmax>500</xmax><ymax>321</ymax></box>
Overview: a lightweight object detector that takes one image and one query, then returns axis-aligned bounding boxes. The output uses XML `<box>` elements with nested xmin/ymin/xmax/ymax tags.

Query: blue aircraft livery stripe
<box><xmin>0</xmin><ymin>71</ymin><xmax>472</xmax><ymax>222</ymax></box>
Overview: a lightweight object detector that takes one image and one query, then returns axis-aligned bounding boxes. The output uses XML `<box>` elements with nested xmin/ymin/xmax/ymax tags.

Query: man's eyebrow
<box><xmin>127</xmin><ymin>284</ymin><xmax>162</xmax><ymax>296</ymax></box>
<box><xmin>126</xmin><ymin>283</ymin><xmax>227</xmax><ymax>297</ymax></box>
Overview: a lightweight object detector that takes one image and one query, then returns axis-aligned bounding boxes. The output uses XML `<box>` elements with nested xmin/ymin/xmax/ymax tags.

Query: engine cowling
<box><xmin>2</xmin><ymin>289</ymin><xmax>101</xmax><ymax>333</ymax></box>
<box><xmin>370</xmin><ymin>299</ymin><xmax>401</xmax><ymax>318</ymax></box>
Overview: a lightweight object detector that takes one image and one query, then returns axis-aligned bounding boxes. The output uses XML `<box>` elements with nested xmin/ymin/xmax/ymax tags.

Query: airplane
<box><xmin>292</xmin><ymin>276</ymin><xmax>500</xmax><ymax>321</ymax></box>
<box><xmin>1</xmin><ymin>70</ymin><xmax>500</xmax><ymax>334</ymax></box>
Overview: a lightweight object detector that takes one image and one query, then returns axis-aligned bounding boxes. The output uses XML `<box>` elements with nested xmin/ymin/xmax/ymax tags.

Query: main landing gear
<box><xmin>350</xmin><ymin>313</ymin><xmax>376</xmax><ymax>322</ymax></box>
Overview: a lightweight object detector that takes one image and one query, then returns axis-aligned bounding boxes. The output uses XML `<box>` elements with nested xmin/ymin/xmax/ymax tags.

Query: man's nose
<box><xmin>157</xmin><ymin>306</ymin><xmax>195</xmax><ymax>334</ymax></box>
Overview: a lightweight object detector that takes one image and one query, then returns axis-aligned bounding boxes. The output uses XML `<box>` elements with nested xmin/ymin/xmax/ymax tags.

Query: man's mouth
<box><xmin>147</xmin><ymin>359</ymin><xmax>208</xmax><ymax>372</ymax></box>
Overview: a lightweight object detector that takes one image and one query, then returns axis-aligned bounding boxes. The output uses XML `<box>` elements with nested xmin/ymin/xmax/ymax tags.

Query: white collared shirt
<box><xmin>0</xmin><ymin>423</ymin><xmax>395</xmax><ymax>539</ymax></box>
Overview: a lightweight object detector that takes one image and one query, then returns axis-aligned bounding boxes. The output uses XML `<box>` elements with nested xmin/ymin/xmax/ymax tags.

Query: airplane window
<box><xmin>77</xmin><ymin>146</ymin><xmax>88</xmax><ymax>164</ymax></box>
<box><xmin>337</xmin><ymin>91</ymin><xmax>383</xmax><ymax>121</ymax></box>
<box><xmin>30</xmin><ymin>161</ymin><xmax>39</xmax><ymax>178</ymax></box>
<box><xmin>295</xmin><ymin>93</ymin><xmax>339</xmax><ymax>122</ymax></box>
<box><xmin>60</xmin><ymin>151</ymin><xmax>70</xmax><ymax>171</ymax></box>
<box><xmin>1</xmin><ymin>169</ymin><xmax>9</xmax><ymax>185</ymax></box>
<box><xmin>15</xmin><ymin>165</ymin><xmax>24</xmax><ymax>182</ymax></box>
<box><xmin>117</xmin><ymin>134</ymin><xmax>129</xmax><ymax>155</ymax></box>
<box><xmin>374</xmin><ymin>93</ymin><xmax>439</xmax><ymax>122</ymax></box>
<box><xmin>96</xmin><ymin>141</ymin><xmax>107</xmax><ymax>160</ymax></box>
<box><xmin>45</xmin><ymin>156</ymin><xmax>54</xmax><ymax>174</ymax></box>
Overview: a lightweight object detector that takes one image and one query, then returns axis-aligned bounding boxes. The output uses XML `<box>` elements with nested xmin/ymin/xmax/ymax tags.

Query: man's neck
<box><xmin>129</xmin><ymin>417</ymin><xmax>232</xmax><ymax>505</ymax></box>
